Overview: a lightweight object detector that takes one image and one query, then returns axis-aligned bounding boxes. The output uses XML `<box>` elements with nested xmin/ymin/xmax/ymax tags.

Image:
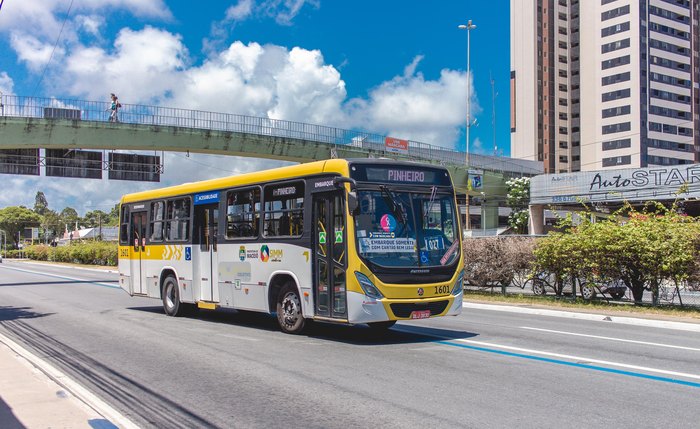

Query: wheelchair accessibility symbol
<box><xmin>185</xmin><ymin>247</ymin><xmax>191</xmax><ymax>261</ymax></box>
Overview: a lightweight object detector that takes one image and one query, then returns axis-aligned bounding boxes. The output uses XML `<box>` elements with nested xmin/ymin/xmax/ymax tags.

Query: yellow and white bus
<box><xmin>118</xmin><ymin>159</ymin><xmax>464</xmax><ymax>334</ymax></box>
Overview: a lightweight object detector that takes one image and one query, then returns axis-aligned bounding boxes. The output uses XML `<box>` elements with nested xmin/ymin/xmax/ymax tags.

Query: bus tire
<box><xmin>368</xmin><ymin>321</ymin><xmax>396</xmax><ymax>330</ymax></box>
<box><xmin>276</xmin><ymin>282</ymin><xmax>305</xmax><ymax>334</ymax></box>
<box><xmin>162</xmin><ymin>275</ymin><xmax>182</xmax><ymax>317</ymax></box>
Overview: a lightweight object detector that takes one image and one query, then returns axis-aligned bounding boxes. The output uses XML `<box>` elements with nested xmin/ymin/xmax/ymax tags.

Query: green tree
<box><xmin>107</xmin><ymin>203</ymin><xmax>120</xmax><ymax>226</ymax></box>
<box><xmin>534</xmin><ymin>203</ymin><xmax>700</xmax><ymax>304</ymax></box>
<box><xmin>506</xmin><ymin>177</ymin><xmax>530</xmax><ymax>234</ymax></box>
<box><xmin>83</xmin><ymin>210</ymin><xmax>109</xmax><ymax>228</ymax></box>
<box><xmin>41</xmin><ymin>210</ymin><xmax>62</xmax><ymax>242</ymax></box>
<box><xmin>60</xmin><ymin>207</ymin><xmax>80</xmax><ymax>231</ymax></box>
<box><xmin>605</xmin><ymin>206</ymin><xmax>700</xmax><ymax>304</ymax></box>
<box><xmin>33</xmin><ymin>191</ymin><xmax>49</xmax><ymax>215</ymax></box>
<box><xmin>0</xmin><ymin>206</ymin><xmax>42</xmax><ymax>247</ymax></box>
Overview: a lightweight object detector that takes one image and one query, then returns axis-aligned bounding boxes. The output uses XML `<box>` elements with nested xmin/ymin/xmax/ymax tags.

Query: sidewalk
<box><xmin>0</xmin><ymin>333</ymin><xmax>134</xmax><ymax>429</ymax></box>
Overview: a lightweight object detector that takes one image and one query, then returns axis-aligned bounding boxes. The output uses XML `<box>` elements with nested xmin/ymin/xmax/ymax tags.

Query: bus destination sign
<box><xmin>351</xmin><ymin>165</ymin><xmax>451</xmax><ymax>186</ymax></box>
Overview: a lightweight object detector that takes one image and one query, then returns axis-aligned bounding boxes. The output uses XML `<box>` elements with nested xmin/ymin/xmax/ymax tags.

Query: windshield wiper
<box><xmin>423</xmin><ymin>186</ymin><xmax>438</xmax><ymax>226</ymax></box>
<box><xmin>379</xmin><ymin>185</ymin><xmax>405</xmax><ymax>224</ymax></box>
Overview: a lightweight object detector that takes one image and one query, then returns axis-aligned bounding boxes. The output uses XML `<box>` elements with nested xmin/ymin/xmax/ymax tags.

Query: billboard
<box><xmin>45</xmin><ymin>149</ymin><xmax>103</xmax><ymax>179</ymax></box>
<box><xmin>44</xmin><ymin>107</ymin><xmax>81</xmax><ymax>120</ymax></box>
<box><xmin>531</xmin><ymin>164</ymin><xmax>700</xmax><ymax>205</ymax></box>
<box><xmin>109</xmin><ymin>152</ymin><xmax>161</xmax><ymax>182</ymax></box>
<box><xmin>385</xmin><ymin>137</ymin><xmax>409</xmax><ymax>154</ymax></box>
<box><xmin>0</xmin><ymin>149</ymin><xmax>40</xmax><ymax>175</ymax></box>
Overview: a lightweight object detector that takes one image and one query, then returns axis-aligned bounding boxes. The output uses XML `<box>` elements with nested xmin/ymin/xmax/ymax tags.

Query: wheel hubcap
<box><xmin>281</xmin><ymin>293</ymin><xmax>300</xmax><ymax>326</ymax></box>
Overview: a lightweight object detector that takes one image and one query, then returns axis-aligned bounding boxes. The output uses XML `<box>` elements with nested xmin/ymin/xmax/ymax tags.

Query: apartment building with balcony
<box><xmin>511</xmin><ymin>0</ymin><xmax>700</xmax><ymax>172</ymax></box>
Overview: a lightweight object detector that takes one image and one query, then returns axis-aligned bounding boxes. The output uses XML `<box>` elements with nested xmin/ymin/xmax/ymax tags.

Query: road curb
<box><xmin>463</xmin><ymin>301</ymin><xmax>700</xmax><ymax>333</ymax></box>
<box><xmin>0</xmin><ymin>332</ymin><xmax>139</xmax><ymax>429</ymax></box>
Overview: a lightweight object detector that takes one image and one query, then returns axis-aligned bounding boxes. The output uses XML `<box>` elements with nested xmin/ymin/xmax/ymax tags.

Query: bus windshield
<box><xmin>354</xmin><ymin>187</ymin><xmax>460</xmax><ymax>268</ymax></box>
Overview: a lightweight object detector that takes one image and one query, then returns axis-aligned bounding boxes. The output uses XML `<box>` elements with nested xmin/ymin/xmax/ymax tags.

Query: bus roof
<box><xmin>120</xmin><ymin>158</ymin><xmax>450</xmax><ymax>204</ymax></box>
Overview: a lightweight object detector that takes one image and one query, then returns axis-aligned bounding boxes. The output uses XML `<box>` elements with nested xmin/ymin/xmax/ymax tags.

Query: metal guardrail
<box><xmin>0</xmin><ymin>95</ymin><xmax>543</xmax><ymax>177</ymax></box>
<box><xmin>466</xmin><ymin>277</ymin><xmax>700</xmax><ymax>308</ymax></box>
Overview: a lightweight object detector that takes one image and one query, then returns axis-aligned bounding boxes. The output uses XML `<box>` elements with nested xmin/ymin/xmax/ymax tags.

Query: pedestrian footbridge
<box><xmin>0</xmin><ymin>95</ymin><xmax>542</xmax><ymax>229</ymax></box>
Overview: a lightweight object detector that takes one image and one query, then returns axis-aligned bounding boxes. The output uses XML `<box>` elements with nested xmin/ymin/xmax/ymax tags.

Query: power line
<box><xmin>32</xmin><ymin>0</ymin><xmax>74</xmax><ymax>97</ymax></box>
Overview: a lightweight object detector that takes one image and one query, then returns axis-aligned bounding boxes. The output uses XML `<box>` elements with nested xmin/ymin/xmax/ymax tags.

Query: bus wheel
<box><xmin>162</xmin><ymin>275</ymin><xmax>182</xmax><ymax>317</ymax></box>
<box><xmin>277</xmin><ymin>283</ymin><xmax>305</xmax><ymax>334</ymax></box>
<box><xmin>368</xmin><ymin>321</ymin><xmax>396</xmax><ymax>330</ymax></box>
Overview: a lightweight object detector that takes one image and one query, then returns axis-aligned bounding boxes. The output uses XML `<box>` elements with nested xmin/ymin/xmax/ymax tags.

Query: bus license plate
<box><xmin>410</xmin><ymin>310</ymin><xmax>431</xmax><ymax>319</ymax></box>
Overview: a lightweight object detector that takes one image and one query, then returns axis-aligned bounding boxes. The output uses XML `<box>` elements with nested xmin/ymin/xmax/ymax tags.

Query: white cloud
<box><xmin>267</xmin><ymin>47</ymin><xmax>346</xmax><ymax>124</ymax></box>
<box><xmin>261</xmin><ymin>0</ymin><xmax>320</xmax><ymax>25</ymax></box>
<box><xmin>471</xmin><ymin>137</ymin><xmax>485</xmax><ymax>154</ymax></box>
<box><xmin>0</xmin><ymin>72</ymin><xmax>14</xmax><ymax>95</ymax></box>
<box><xmin>74</xmin><ymin>15</ymin><xmax>105</xmax><ymax>38</ymax></box>
<box><xmin>226</xmin><ymin>0</ymin><xmax>255</xmax><ymax>21</ymax></box>
<box><xmin>10</xmin><ymin>34</ymin><xmax>61</xmax><ymax>72</ymax></box>
<box><xmin>0</xmin><ymin>0</ymin><xmax>172</xmax><ymax>39</ymax></box>
<box><xmin>206</xmin><ymin>0</ymin><xmax>319</xmax><ymax>54</ymax></box>
<box><xmin>343</xmin><ymin>57</ymin><xmax>476</xmax><ymax>148</ymax></box>
<box><xmin>61</xmin><ymin>27</ymin><xmax>188</xmax><ymax>102</ymax></box>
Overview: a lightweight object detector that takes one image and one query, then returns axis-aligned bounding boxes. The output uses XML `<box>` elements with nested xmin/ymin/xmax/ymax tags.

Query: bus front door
<box><xmin>129</xmin><ymin>211</ymin><xmax>148</xmax><ymax>295</ymax></box>
<box><xmin>313</xmin><ymin>191</ymin><xmax>347</xmax><ymax>319</ymax></box>
<box><xmin>195</xmin><ymin>204</ymin><xmax>219</xmax><ymax>303</ymax></box>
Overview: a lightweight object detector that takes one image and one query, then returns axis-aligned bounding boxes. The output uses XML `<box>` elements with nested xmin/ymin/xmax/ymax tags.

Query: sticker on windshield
<box><xmin>380</xmin><ymin>214</ymin><xmax>397</xmax><ymax>232</ymax></box>
<box><xmin>420</xmin><ymin>251</ymin><xmax>430</xmax><ymax>264</ymax></box>
<box><xmin>360</xmin><ymin>237</ymin><xmax>415</xmax><ymax>253</ymax></box>
<box><xmin>440</xmin><ymin>240</ymin><xmax>460</xmax><ymax>265</ymax></box>
<box><xmin>424</xmin><ymin>236</ymin><xmax>445</xmax><ymax>251</ymax></box>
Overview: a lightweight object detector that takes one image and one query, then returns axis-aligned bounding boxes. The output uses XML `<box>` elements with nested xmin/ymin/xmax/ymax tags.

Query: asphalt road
<box><xmin>1</xmin><ymin>260</ymin><xmax>699</xmax><ymax>429</ymax></box>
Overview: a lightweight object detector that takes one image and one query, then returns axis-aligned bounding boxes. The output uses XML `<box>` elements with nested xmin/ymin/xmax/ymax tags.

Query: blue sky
<box><xmin>0</xmin><ymin>0</ymin><xmax>510</xmax><ymax>214</ymax></box>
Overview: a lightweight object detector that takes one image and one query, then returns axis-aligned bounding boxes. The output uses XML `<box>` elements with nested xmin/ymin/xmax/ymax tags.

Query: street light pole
<box><xmin>459</xmin><ymin>19</ymin><xmax>476</xmax><ymax>232</ymax></box>
<box><xmin>458</xmin><ymin>19</ymin><xmax>477</xmax><ymax>166</ymax></box>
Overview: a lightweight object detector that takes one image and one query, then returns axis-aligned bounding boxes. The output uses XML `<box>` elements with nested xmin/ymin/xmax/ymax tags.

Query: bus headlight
<box><xmin>355</xmin><ymin>272</ymin><xmax>384</xmax><ymax>300</ymax></box>
<box><xmin>451</xmin><ymin>271</ymin><xmax>464</xmax><ymax>296</ymax></box>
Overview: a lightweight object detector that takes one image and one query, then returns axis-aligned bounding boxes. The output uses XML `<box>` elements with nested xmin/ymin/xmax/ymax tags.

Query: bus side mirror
<box><xmin>348</xmin><ymin>191</ymin><xmax>359</xmax><ymax>215</ymax></box>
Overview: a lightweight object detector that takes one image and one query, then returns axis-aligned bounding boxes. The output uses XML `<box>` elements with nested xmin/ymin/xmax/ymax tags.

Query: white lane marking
<box><xmin>0</xmin><ymin>265</ymin><xmax>118</xmax><ymax>289</ymax></box>
<box><xmin>521</xmin><ymin>326</ymin><xmax>700</xmax><ymax>352</ymax></box>
<box><xmin>5</xmin><ymin>260</ymin><xmax>118</xmax><ymax>274</ymax></box>
<box><xmin>463</xmin><ymin>302</ymin><xmax>700</xmax><ymax>333</ymax></box>
<box><xmin>0</xmin><ymin>331</ymin><xmax>140</xmax><ymax>429</ymax></box>
<box><xmin>454</xmin><ymin>338</ymin><xmax>700</xmax><ymax>381</ymax></box>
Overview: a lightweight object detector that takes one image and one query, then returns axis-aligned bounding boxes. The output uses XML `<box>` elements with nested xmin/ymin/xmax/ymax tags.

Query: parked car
<box><xmin>531</xmin><ymin>274</ymin><xmax>627</xmax><ymax>300</ymax></box>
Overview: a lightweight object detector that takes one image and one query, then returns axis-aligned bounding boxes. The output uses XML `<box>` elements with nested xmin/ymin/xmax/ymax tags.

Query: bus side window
<box><xmin>263</xmin><ymin>182</ymin><xmax>304</xmax><ymax>238</ymax></box>
<box><xmin>166</xmin><ymin>198</ymin><xmax>191</xmax><ymax>241</ymax></box>
<box><xmin>150</xmin><ymin>201</ymin><xmax>164</xmax><ymax>241</ymax></box>
<box><xmin>119</xmin><ymin>205</ymin><xmax>129</xmax><ymax>245</ymax></box>
<box><xmin>226</xmin><ymin>188</ymin><xmax>260</xmax><ymax>239</ymax></box>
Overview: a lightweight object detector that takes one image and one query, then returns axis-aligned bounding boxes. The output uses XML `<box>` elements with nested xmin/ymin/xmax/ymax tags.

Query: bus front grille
<box><xmin>389</xmin><ymin>301</ymin><xmax>449</xmax><ymax>318</ymax></box>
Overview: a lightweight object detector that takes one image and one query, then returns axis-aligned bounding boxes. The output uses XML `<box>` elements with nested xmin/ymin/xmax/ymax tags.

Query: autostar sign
<box><xmin>530</xmin><ymin>165</ymin><xmax>700</xmax><ymax>205</ymax></box>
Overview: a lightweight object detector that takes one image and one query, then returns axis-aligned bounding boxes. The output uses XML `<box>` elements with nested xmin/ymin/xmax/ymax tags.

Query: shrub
<box><xmin>22</xmin><ymin>242</ymin><xmax>118</xmax><ymax>266</ymax></box>
<box><xmin>463</xmin><ymin>236</ymin><xmax>538</xmax><ymax>288</ymax></box>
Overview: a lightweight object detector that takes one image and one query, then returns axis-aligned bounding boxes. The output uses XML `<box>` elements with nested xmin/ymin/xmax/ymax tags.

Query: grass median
<box><xmin>464</xmin><ymin>289</ymin><xmax>700</xmax><ymax>321</ymax></box>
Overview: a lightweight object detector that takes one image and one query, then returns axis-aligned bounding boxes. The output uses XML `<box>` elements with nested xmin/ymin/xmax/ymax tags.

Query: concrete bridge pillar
<box><xmin>528</xmin><ymin>204</ymin><xmax>545</xmax><ymax>235</ymax></box>
<box><xmin>481</xmin><ymin>199</ymin><xmax>499</xmax><ymax>230</ymax></box>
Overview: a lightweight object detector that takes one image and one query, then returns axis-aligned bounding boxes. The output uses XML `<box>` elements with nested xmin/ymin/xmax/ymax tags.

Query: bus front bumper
<box><xmin>347</xmin><ymin>291</ymin><xmax>463</xmax><ymax>324</ymax></box>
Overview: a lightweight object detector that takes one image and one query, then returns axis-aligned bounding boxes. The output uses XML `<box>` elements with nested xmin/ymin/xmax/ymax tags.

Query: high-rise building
<box><xmin>511</xmin><ymin>0</ymin><xmax>699</xmax><ymax>172</ymax></box>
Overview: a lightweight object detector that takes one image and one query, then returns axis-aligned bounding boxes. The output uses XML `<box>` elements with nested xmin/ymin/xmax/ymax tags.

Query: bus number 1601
<box><xmin>435</xmin><ymin>285</ymin><xmax>450</xmax><ymax>294</ymax></box>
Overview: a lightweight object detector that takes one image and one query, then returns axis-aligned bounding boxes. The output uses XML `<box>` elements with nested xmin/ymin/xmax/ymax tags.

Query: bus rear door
<box><xmin>194</xmin><ymin>202</ymin><xmax>219</xmax><ymax>303</ymax></box>
<box><xmin>129</xmin><ymin>210</ymin><xmax>148</xmax><ymax>295</ymax></box>
<box><xmin>313</xmin><ymin>191</ymin><xmax>347</xmax><ymax>319</ymax></box>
